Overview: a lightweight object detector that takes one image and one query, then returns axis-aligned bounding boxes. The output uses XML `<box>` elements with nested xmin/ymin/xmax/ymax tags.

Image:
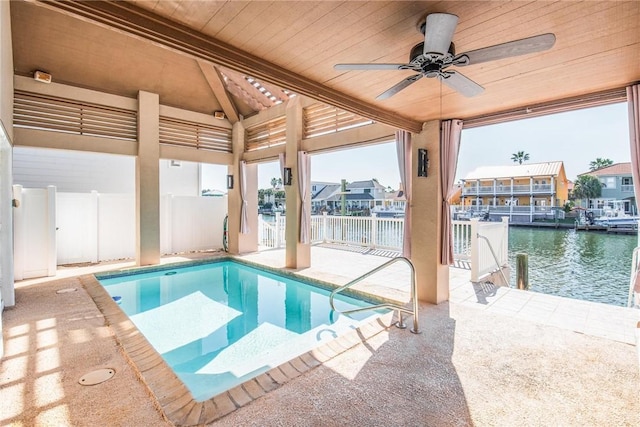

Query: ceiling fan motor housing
<box><xmin>409</xmin><ymin>41</ymin><xmax>455</xmax><ymax>62</ymax></box>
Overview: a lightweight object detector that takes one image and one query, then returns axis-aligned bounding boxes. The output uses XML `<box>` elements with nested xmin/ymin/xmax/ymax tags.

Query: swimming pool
<box><xmin>97</xmin><ymin>259</ymin><xmax>382</xmax><ymax>401</ymax></box>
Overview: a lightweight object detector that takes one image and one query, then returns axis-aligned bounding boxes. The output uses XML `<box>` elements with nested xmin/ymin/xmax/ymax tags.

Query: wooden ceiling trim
<box><xmin>35</xmin><ymin>0</ymin><xmax>421</xmax><ymax>133</ymax></box>
<box><xmin>196</xmin><ymin>61</ymin><xmax>240</xmax><ymax>124</ymax></box>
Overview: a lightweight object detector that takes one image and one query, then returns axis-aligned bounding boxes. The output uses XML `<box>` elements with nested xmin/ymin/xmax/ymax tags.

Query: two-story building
<box><xmin>459</xmin><ymin>161</ymin><xmax>569</xmax><ymax>222</ymax></box>
<box><xmin>311</xmin><ymin>179</ymin><xmax>388</xmax><ymax>215</ymax></box>
<box><xmin>577</xmin><ymin>162</ymin><xmax>637</xmax><ymax>214</ymax></box>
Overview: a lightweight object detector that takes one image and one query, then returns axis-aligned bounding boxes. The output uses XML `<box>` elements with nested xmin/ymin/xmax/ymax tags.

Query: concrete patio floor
<box><xmin>1</xmin><ymin>246</ymin><xmax>639</xmax><ymax>426</ymax></box>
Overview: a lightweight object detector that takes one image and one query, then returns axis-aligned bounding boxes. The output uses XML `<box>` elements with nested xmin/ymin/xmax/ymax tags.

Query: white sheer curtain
<box><xmin>298</xmin><ymin>151</ymin><xmax>311</xmax><ymax>243</ymax></box>
<box><xmin>440</xmin><ymin>119</ymin><xmax>463</xmax><ymax>265</ymax></box>
<box><xmin>628</xmin><ymin>84</ymin><xmax>640</xmax><ymax>208</ymax></box>
<box><xmin>396</xmin><ymin>130</ymin><xmax>412</xmax><ymax>258</ymax></box>
<box><xmin>279</xmin><ymin>153</ymin><xmax>286</xmax><ymax>183</ymax></box>
<box><xmin>239</xmin><ymin>160</ymin><xmax>249</xmax><ymax>234</ymax></box>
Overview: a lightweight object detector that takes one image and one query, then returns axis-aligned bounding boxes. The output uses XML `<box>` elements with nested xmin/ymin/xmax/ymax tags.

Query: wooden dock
<box><xmin>575</xmin><ymin>224</ymin><xmax>637</xmax><ymax>235</ymax></box>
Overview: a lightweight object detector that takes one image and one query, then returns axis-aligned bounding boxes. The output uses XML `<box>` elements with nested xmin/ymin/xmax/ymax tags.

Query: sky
<box><xmin>202</xmin><ymin>102</ymin><xmax>630</xmax><ymax>191</ymax></box>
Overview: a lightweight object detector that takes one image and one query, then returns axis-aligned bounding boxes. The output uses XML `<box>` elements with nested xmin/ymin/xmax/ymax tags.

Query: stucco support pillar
<box><xmin>0</xmin><ymin>0</ymin><xmax>13</xmax><ymax>361</ymax></box>
<box><xmin>411</xmin><ymin>121</ymin><xmax>448</xmax><ymax>304</ymax></box>
<box><xmin>227</xmin><ymin>121</ymin><xmax>258</xmax><ymax>254</ymax></box>
<box><xmin>285</xmin><ymin>97</ymin><xmax>310</xmax><ymax>268</ymax></box>
<box><xmin>136</xmin><ymin>91</ymin><xmax>160</xmax><ymax>266</ymax></box>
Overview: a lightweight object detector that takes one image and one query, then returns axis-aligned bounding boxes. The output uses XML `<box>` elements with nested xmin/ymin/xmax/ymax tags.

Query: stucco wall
<box><xmin>0</xmin><ymin>1</ymin><xmax>12</xmax><ymax>139</ymax></box>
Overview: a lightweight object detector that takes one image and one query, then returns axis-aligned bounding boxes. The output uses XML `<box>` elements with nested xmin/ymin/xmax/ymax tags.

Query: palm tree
<box><xmin>270</xmin><ymin>177</ymin><xmax>278</xmax><ymax>189</ymax></box>
<box><xmin>589</xmin><ymin>158</ymin><xmax>613</xmax><ymax>171</ymax></box>
<box><xmin>511</xmin><ymin>151</ymin><xmax>530</xmax><ymax>164</ymax></box>
<box><xmin>571</xmin><ymin>175</ymin><xmax>603</xmax><ymax>208</ymax></box>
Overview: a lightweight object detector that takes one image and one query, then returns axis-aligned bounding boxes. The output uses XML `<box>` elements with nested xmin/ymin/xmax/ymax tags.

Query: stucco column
<box><xmin>227</xmin><ymin>121</ymin><xmax>258</xmax><ymax>254</ymax></box>
<box><xmin>136</xmin><ymin>91</ymin><xmax>160</xmax><ymax>265</ymax></box>
<box><xmin>0</xmin><ymin>0</ymin><xmax>14</xmax><ymax>318</ymax></box>
<box><xmin>285</xmin><ymin>97</ymin><xmax>310</xmax><ymax>268</ymax></box>
<box><xmin>411</xmin><ymin>121</ymin><xmax>448</xmax><ymax>304</ymax></box>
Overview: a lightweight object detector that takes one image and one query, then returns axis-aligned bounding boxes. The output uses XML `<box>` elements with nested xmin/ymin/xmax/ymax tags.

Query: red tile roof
<box><xmin>579</xmin><ymin>162</ymin><xmax>631</xmax><ymax>176</ymax></box>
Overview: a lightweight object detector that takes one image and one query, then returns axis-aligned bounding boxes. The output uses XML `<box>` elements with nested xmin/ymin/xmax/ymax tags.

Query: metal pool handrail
<box><xmin>477</xmin><ymin>233</ymin><xmax>510</xmax><ymax>286</ymax></box>
<box><xmin>329</xmin><ymin>256</ymin><xmax>420</xmax><ymax>334</ymax></box>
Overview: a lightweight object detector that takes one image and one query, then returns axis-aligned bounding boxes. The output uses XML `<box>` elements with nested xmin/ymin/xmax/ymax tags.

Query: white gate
<box><xmin>13</xmin><ymin>185</ymin><xmax>57</xmax><ymax>280</ymax></box>
<box><xmin>56</xmin><ymin>192</ymin><xmax>99</xmax><ymax>264</ymax></box>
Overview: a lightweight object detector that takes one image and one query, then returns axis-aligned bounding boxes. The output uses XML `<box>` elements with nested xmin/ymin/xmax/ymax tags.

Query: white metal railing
<box><xmin>452</xmin><ymin>220</ymin><xmax>473</xmax><ymax>260</ymax></box>
<box><xmin>258</xmin><ymin>213</ymin><xmax>509</xmax><ymax>283</ymax></box>
<box><xmin>258</xmin><ymin>212</ymin><xmax>285</xmax><ymax>249</ymax></box>
<box><xmin>452</xmin><ymin>205</ymin><xmax>564</xmax><ymax>220</ymax></box>
<box><xmin>511</xmin><ymin>185</ymin><xmax>531</xmax><ymax>193</ymax></box>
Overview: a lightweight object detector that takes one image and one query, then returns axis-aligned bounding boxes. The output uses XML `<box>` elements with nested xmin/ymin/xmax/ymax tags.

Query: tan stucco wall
<box><xmin>136</xmin><ymin>91</ymin><xmax>161</xmax><ymax>265</ymax></box>
<box><xmin>411</xmin><ymin>121</ymin><xmax>448</xmax><ymax>304</ymax></box>
<box><xmin>1</xmin><ymin>1</ymin><xmax>13</xmax><ymax>141</ymax></box>
<box><xmin>556</xmin><ymin>166</ymin><xmax>569</xmax><ymax>204</ymax></box>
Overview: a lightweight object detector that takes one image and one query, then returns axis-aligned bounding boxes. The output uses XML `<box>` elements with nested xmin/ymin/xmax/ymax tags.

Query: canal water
<box><xmin>507</xmin><ymin>227</ymin><xmax>637</xmax><ymax>307</ymax></box>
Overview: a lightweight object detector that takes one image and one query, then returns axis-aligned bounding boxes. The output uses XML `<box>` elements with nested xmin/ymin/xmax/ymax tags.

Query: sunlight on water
<box><xmin>508</xmin><ymin>228</ymin><xmax>636</xmax><ymax>306</ymax></box>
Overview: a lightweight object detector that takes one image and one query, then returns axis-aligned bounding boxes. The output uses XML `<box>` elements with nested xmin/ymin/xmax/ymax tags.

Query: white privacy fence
<box><xmin>56</xmin><ymin>191</ymin><xmax>136</xmax><ymax>265</ymax></box>
<box><xmin>258</xmin><ymin>213</ymin><xmax>509</xmax><ymax>283</ymax></box>
<box><xmin>14</xmin><ymin>185</ymin><xmax>227</xmax><ymax>278</ymax></box>
<box><xmin>160</xmin><ymin>195</ymin><xmax>227</xmax><ymax>254</ymax></box>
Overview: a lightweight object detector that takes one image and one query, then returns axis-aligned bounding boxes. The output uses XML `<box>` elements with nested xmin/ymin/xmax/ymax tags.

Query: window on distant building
<box><xmin>601</xmin><ymin>177</ymin><xmax>616</xmax><ymax>188</ymax></box>
<box><xmin>622</xmin><ymin>177</ymin><xmax>633</xmax><ymax>185</ymax></box>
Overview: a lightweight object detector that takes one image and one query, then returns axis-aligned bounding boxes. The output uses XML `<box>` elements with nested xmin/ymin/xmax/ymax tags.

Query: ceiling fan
<box><xmin>334</xmin><ymin>13</ymin><xmax>556</xmax><ymax>99</ymax></box>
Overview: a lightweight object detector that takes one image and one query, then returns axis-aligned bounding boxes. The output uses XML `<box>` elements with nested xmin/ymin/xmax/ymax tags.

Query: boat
<box><xmin>586</xmin><ymin>200</ymin><xmax>640</xmax><ymax>227</ymax></box>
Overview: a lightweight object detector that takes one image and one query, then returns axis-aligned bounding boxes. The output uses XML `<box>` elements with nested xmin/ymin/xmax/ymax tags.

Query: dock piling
<box><xmin>516</xmin><ymin>253</ymin><xmax>529</xmax><ymax>290</ymax></box>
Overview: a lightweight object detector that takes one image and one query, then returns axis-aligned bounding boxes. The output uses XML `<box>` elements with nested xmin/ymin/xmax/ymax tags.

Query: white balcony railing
<box><xmin>463</xmin><ymin>184</ymin><xmax>553</xmax><ymax>195</ymax></box>
<box><xmin>258</xmin><ymin>213</ymin><xmax>509</xmax><ymax>283</ymax></box>
<box><xmin>452</xmin><ymin>205</ymin><xmax>565</xmax><ymax>220</ymax></box>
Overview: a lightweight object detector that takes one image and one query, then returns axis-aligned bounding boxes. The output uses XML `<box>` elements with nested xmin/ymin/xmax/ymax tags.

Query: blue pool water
<box><xmin>98</xmin><ymin>260</ymin><xmax>379</xmax><ymax>401</ymax></box>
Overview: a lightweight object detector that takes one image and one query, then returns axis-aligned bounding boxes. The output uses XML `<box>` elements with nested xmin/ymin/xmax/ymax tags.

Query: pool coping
<box><xmin>82</xmin><ymin>257</ymin><xmax>396</xmax><ymax>425</ymax></box>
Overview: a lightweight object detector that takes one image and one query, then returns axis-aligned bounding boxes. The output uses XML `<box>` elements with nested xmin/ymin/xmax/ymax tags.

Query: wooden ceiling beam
<box><xmin>196</xmin><ymin>61</ymin><xmax>240</xmax><ymax>124</ymax></box>
<box><xmin>33</xmin><ymin>0</ymin><xmax>423</xmax><ymax>133</ymax></box>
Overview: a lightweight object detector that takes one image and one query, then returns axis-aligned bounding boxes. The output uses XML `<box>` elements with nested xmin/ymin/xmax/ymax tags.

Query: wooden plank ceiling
<box><xmin>11</xmin><ymin>1</ymin><xmax>640</xmax><ymax>132</ymax></box>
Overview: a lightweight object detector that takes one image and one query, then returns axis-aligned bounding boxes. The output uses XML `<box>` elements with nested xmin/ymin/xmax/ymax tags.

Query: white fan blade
<box><xmin>439</xmin><ymin>71</ymin><xmax>484</xmax><ymax>97</ymax></box>
<box><xmin>457</xmin><ymin>33</ymin><xmax>556</xmax><ymax>66</ymax></box>
<box><xmin>423</xmin><ymin>13</ymin><xmax>458</xmax><ymax>55</ymax></box>
<box><xmin>334</xmin><ymin>63</ymin><xmax>413</xmax><ymax>71</ymax></box>
<box><xmin>377</xmin><ymin>74</ymin><xmax>423</xmax><ymax>100</ymax></box>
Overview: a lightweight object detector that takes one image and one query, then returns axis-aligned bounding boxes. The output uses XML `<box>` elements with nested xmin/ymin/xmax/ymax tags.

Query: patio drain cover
<box><xmin>78</xmin><ymin>368</ymin><xmax>115</xmax><ymax>386</ymax></box>
<box><xmin>56</xmin><ymin>288</ymin><xmax>77</xmax><ymax>294</ymax></box>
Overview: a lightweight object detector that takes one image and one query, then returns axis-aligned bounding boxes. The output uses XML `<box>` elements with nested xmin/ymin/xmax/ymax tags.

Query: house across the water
<box><xmin>577</xmin><ymin>162</ymin><xmax>637</xmax><ymax>215</ymax></box>
<box><xmin>457</xmin><ymin>161</ymin><xmax>570</xmax><ymax>222</ymax></box>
